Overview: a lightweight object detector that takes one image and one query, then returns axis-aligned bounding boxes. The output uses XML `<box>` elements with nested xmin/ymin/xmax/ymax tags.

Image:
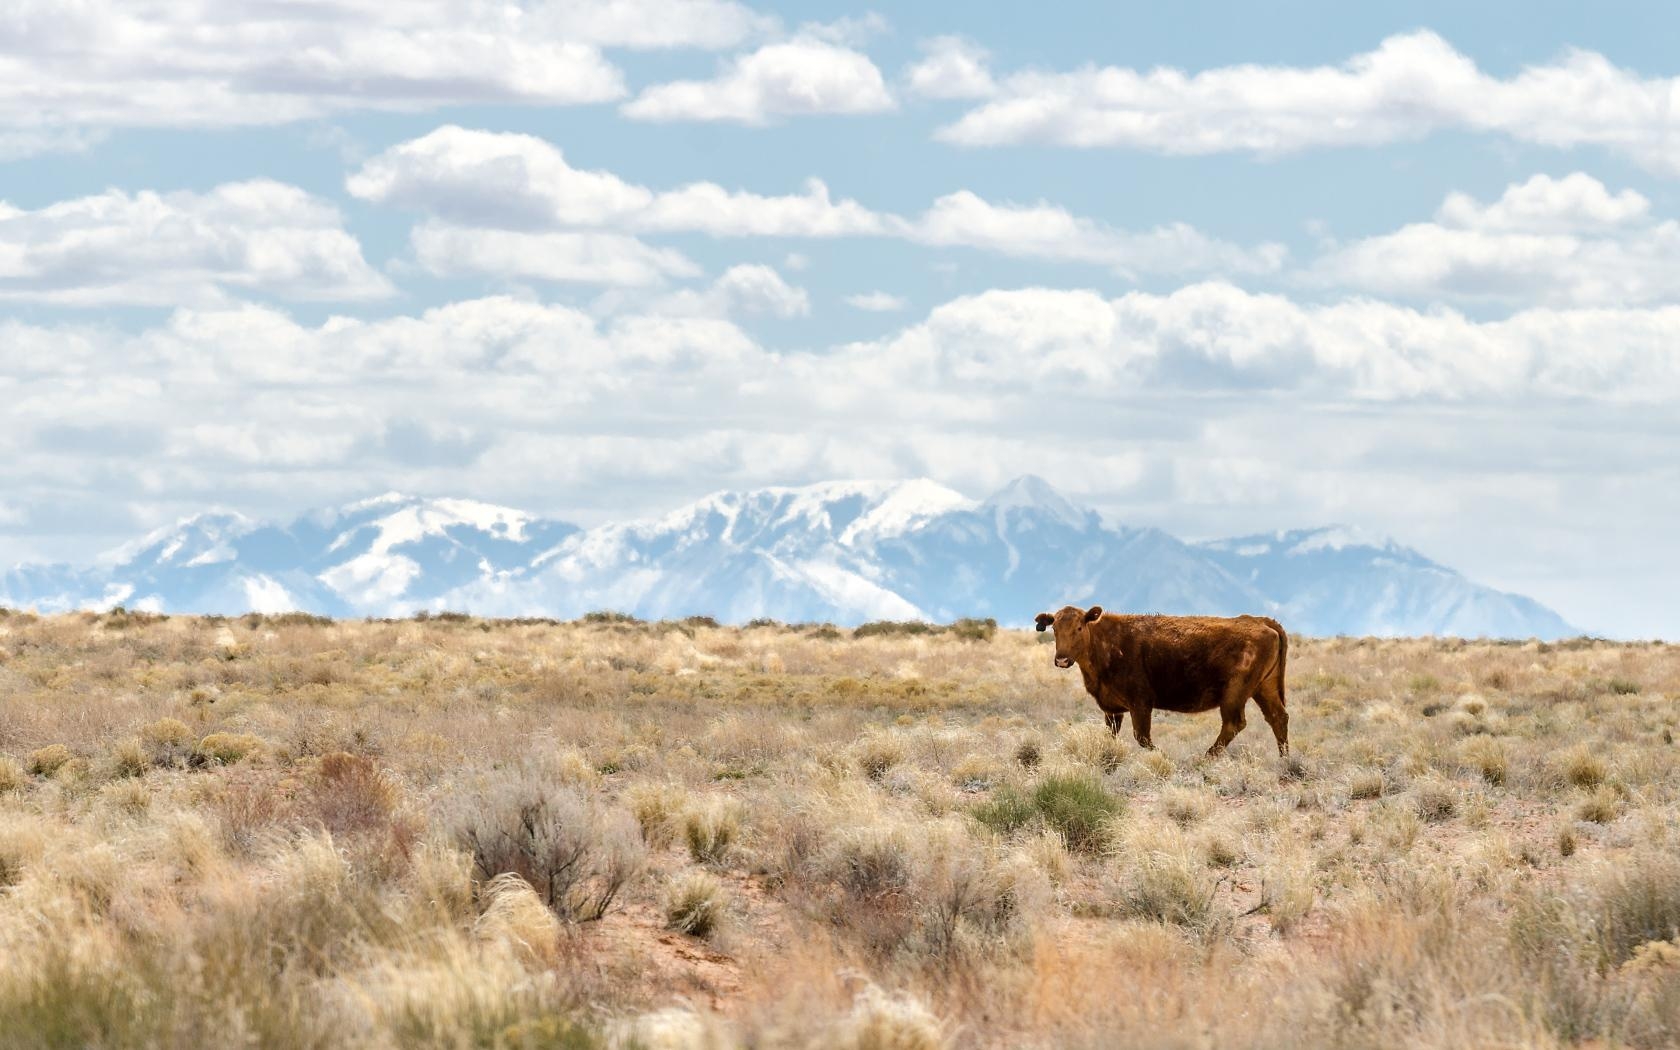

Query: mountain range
<box><xmin>0</xmin><ymin>477</ymin><xmax>1578</xmax><ymax>638</ymax></box>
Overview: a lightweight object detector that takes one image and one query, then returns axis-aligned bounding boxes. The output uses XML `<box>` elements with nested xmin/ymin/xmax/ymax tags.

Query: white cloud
<box><xmin>905</xmin><ymin>36</ymin><xmax>996</xmax><ymax>100</ymax></box>
<box><xmin>652</xmin><ymin>264</ymin><xmax>810</xmax><ymax>317</ymax></box>
<box><xmin>798</xmin><ymin>13</ymin><xmax>890</xmax><ymax>48</ymax></box>
<box><xmin>0</xmin><ymin>0</ymin><xmax>663</xmax><ymax>155</ymax></box>
<box><xmin>638</xmin><ymin>178</ymin><xmax>886</xmax><ymax>236</ymax></box>
<box><xmin>350</xmin><ymin>126</ymin><xmax>1272</xmax><ymax>277</ymax></box>
<box><xmin>1313</xmin><ymin>173</ymin><xmax>1680</xmax><ymax>306</ymax></box>
<box><xmin>937</xmin><ymin>30</ymin><xmax>1680</xmax><ymax>175</ymax></box>
<box><xmin>528</xmin><ymin>0</ymin><xmax>775</xmax><ymax>50</ymax></box>
<box><xmin>907</xmin><ymin>191</ymin><xmax>1286</xmax><ymax>276</ymax></box>
<box><xmin>345</xmin><ymin>126</ymin><xmax>653</xmax><ymax>228</ymax></box>
<box><xmin>6</xmin><ymin>286</ymin><xmax>1680</xmax><ymax>634</ymax></box>
<box><xmin>846</xmin><ymin>291</ymin><xmax>907</xmax><ymax>312</ymax></box>
<box><xmin>410</xmin><ymin>223</ymin><xmax>699</xmax><ymax>286</ymax></box>
<box><xmin>1436</xmin><ymin>172</ymin><xmax>1649</xmax><ymax>232</ymax></box>
<box><xmin>622</xmin><ymin>38</ymin><xmax>895</xmax><ymax>124</ymax></box>
<box><xmin>0</xmin><ymin>180</ymin><xmax>391</xmax><ymax>305</ymax></box>
<box><xmin>349</xmin><ymin>127</ymin><xmax>880</xmax><ymax>237</ymax></box>
<box><xmin>838</xmin><ymin>282</ymin><xmax>1680</xmax><ymax>403</ymax></box>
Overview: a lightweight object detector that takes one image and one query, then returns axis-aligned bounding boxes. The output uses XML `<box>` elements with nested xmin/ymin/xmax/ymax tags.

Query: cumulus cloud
<box><xmin>409</xmin><ymin>223</ymin><xmax>699</xmax><ymax>286</ymax></box>
<box><xmin>5</xmin><ymin>285</ymin><xmax>1679</xmax><ymax>633</ymax></box>
<box><xmin>0</xmin><ymin>180</ymin><xmax>391</xmax><ymax>305</ymax></box>
<box><xmin>349</xmin><ymin>126</ymin><xmax>1274</xmax><ymax>276</ymax></box>
<box><xmin>846</xmin><ymin>291</ymin><xmax>907</xmax><ymax>312</ymax></box>
<box><xmin>0</xmin><ymin>0</ymin><xmax>647</xmax><ymax>156</ymax></box>
<box><xmin>905</xmin><ymin>36</ymin><xmax>996</xmax><ymax>100</ymax></box>
<box><xmin>638</xmin><ymin>179</ymin><xmax>886</xmax><ymax>237</ymax></box>
<box><xmin>1312</xmin><ymin>173</ymin><xmax>1680</xmax><ymax>306</ymax></box>
<box><xmin>0</xmin><ymin>0</ymin><xmax>780</xmax><ymax>157</ymax></box>
<box><xmin>937</xmin><ymin>31</ymin><xmax>1680</xmax><ymax>175</ymax></box>
<box><xmin>622</xmin><ymin>38</ymin><xmax>895</xmax><ymax>123</ymax></box>
<box><xmin>834</xmin><ymin>282</ymin><xmax>1680</xmax><ymax>402</ymax></box>
<box><xmin>908</xmin><ymin>191</ymin><xmax>1286</xmax><ymax>276</ymax></box>
<box><xmin>652</xmin><ymin>264</ymin><xmax>810</xmax><ymax>317</ymax></box>
<box><xmin>528</xmin><ymin>0</ymin><xmax>775</xmax><ymax>49</ymax></box>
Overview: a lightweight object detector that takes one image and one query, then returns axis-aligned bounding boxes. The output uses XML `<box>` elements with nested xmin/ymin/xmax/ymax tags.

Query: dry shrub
<box><xmin>474</xmin><ymin>872</ymin><xmax>561</xmax><ymax>965</ymax></box>
<box><xmin>1261</xmin><ymin>848</ymin><xmax>1317</xmax><ymax>935</ymax></box>
<box><xmin>1013</xmin><ymin>737</ymin><xmax>1042</xmax><ymax>769</ymax></box>
<box><xmin>1058</xmin><ymin>722</ymin><xmax>1124</xmax><ymax>774</ymax></box>
<box><xmin>625</xmin><ymin>781</ymin><xmax>687</xmax><ymax>848</ymax></box>
<box><xmin>1348</xmin><ymin>769</ymin><xmax>1386</xmax><ymax>800</ymax></box>
<box><xmin>1118</xmin><ymin>848</ymin><xmax>1225</xmax><ymax>931</ymax></box>
<box><xmin>0</xmin><ymin>814</ymin><xmax>48</xmax><ymax>888</ymax></box>
<box><xmin>1588</xmin><ymin>851</ymin><xmax>1680</xmax><ymax>968</ymax></box>
<box><xmin>1135</xmin><ymin>750</ymin><xmax>1175</xmax><ymax>781</ymax></box>
<box><xmin>0</xmin><ymin>755</ymin><xmax>26</xmax><ymax>794</ymax></box>
<box><xmin>194</xmin><ymin>732</ymin><xmax>264</xmax><ymax>766</ymax></box>
<box><xmin>1622</xmin><ymin>938</ymin><xmax>1680</xmax><ymax>977</ymax></box>
<box><xmin>209</xmin><ymin>769</ymin><xmax>301</xmax><ymax>855</ymax></box>
<box><xmin>1409</xmin><ymin>777</ymin><xmax>1459</xmax><ymax>822</ymax></box>
<box><xmin>1161</xmin><ymin>786</ymin><xmax>1211</xmax><ymax>828</ymax></box>
<box><xmin>139</xmin><ymin>717</ymin><xmax>195</xmax><ymax>766</ymax></box>
<box><xmin>949</xmin><ymin>753</ymin><xmax>1001</xmax><ymax>791</ymax></box>
<box><xmin>834</xmin><ymin>985</ymin><xmax>948</xmax><ymax>1050</ymax></box>
<box><xmin>920</xmin><ymin>851</ymin><xmax>1045</xmax><ymax>959</ymax></box>
<box><xmin>450</xmin><ymin>770</ymin><xmax>645</xmax><ymax>922</ymax></box>
<box><xmin>683</xmin><ymin>799</ymin><xmax>742</xmax><ymax>866</ymax></box>
<box><xmin>830</xmin><ymin>827</ymin><xmax>915</xmax><ymax>902</ymax></box>
<box><xmin>408</xmin><ymin>841</ymin><xmax>476</xmax><ymax>921</ymax></box>
<box><xmin>1458</xmin><ymin>736</ymin><xmax>1509</xmax><ymax>786</ymax></box>
<box><xmin>665</xmin><ymin>870</ymin><xmax>727</xmax><ymax>939</ymax></box>
<box><xmin>1556</xmin><ymin>744</ymin><xmax>1608</xmax><ymax>789</ymax></box>
<box><xmin>1575</xmin><ymin>787</ymin><xmax>1621</xmax><ymax>824</ymax></box>
<box><xmin>106</xmin><ymin>737</ymin><xmax>149</xmax><ymax>779</ymax></box>
<box><xmin>26</xmin><ymin>744</ymin><xmax>72</xmax><ymax>777</ymax></box>
<box><xmin>306</xmin><ymin>751</ymin><xmax>399</xmax><ymax>840</ymax></box>
<box><xmin>97</xmin><ymin>777</ymin><xmax>152</xmax><ymax>818</ymax></box>
<box><xmin>854</xmin><ymin>732</ymin><xmax>907</xmax><ymax>781</ymax></box>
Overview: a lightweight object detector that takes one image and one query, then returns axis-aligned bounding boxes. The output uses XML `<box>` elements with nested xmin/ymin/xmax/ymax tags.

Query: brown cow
<box><xmin>1034</xmin><ymin>606</ymin><xmax>1290</xmax><ymax>757</ymax></box>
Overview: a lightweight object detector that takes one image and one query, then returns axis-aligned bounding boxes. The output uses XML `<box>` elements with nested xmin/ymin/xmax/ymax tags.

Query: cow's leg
<box><xmin>1103</xmin><ymin>709</ymin><xmax>1126</xmax><ymax>736</ymax></box>
<box><xmin>1207</xmin><ymin>684</ymin><xmax>1250</xmax><ymax>757</ymax></box>
<box><xmin>1254</xmin><ymin>679</ymin><xmax>1289</xmax><ymax>757</ymax></box>
<box><xmin>1131</xmin><ymin>705</ymin><xmax>1154</xmax><ymax>750</ymax></box>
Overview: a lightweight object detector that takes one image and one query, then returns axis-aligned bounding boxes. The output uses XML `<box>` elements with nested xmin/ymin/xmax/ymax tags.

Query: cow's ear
<box><xmin>1034</xmin><ymin>612</ymin><xmax>1053</xmax><ymax>632</ymax></box>
<box><xmin>1083</xmin><ymin>605</ymin><xmax>1104</xmax><ymax>623</ymax></box>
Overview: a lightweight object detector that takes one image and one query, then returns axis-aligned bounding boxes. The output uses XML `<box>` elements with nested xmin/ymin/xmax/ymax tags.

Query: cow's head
<box><xmin>1034</xmin><ymin>605</ymin><xmax>1104</xmax><ymax>669</ymax></box>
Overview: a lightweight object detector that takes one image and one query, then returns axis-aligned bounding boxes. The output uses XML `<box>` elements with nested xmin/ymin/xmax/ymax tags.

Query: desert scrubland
<box><xmin>1</xmin><ymin>609</ymin><xmax>1678</xmax><ymax>1049</ymax></box>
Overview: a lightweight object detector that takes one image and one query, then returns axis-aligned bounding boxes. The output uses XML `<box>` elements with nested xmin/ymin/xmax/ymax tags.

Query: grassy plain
<box><xmin>1</xmin><ymin>609</ymin><xmax>1678</xmax><ymax>1048</ymax></box>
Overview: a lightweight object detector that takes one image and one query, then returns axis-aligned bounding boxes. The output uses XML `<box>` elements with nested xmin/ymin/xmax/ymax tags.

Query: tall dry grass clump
<box><xmin>448</xmin><ymin>769</ymin><xmax>645</xmax><ymax>922</ymax></box>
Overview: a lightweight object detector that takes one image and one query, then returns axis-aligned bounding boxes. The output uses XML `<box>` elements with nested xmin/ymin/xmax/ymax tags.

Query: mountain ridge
<box><xmin>0</xmin><ymin>478</ymin><xmax>1579</xmax><ymax>638</ymax></box>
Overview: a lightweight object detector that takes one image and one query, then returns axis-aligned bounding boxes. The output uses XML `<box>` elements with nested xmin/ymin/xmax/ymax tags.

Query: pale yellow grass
<box><xmin>0</xmin><ymin>610</ymin><xmax>1677</xmax><ymax>1047</ymax></box>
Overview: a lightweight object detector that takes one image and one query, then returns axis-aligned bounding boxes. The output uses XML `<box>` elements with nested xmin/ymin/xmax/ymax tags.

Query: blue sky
<box><xmin>3</xmin><ymin>1</ymin><xmax>1679</xmax><ymax>636</ymax></box>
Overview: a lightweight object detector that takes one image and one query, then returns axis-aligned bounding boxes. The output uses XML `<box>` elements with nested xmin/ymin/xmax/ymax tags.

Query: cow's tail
<box><xmin>1260</xmin><ymin>616</ymin><xmax>1288</xmax><ymax>705</ymax></box>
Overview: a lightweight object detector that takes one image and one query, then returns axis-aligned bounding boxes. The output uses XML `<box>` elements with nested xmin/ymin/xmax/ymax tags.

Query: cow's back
<box><xmin>1115</xmin><ymin>614</ymin><xmax>1280</xmax><ymax>713</ymax></box>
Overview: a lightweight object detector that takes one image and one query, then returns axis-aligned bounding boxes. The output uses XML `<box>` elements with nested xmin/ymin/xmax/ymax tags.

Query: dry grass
<box><xmin>0</xmin><ymin>613</ymin><xmax>1677</xmax><ymax>1047</ymax></box>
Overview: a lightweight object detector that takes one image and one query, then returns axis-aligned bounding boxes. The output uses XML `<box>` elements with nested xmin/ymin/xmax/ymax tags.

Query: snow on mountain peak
<box><xmin>1284</xmin><ymin>525</ymin><xmax>1396</xmax><ymax>556</ymax></box>
<box><xmin>982</xmin><ymin>475</ymin><xmax>1092</xmax><ymax>530</ymax></box>
<box><xmin>836</xmin><ymin>479</ymin><xmax>975</xmax><ymax>545</ymax></box>
<box><xmin>326</xmin><ymin>495</ymin><xmax>534</xmax><ymax>556</ymax></box>
<box><xmin>96</xmin><ymin>511</ymin><xmax>253</xmax><ymax>569</ymax></box>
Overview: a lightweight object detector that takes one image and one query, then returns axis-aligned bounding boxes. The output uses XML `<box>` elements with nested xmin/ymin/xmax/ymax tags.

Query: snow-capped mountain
<box><xmin>1197</xmin><ymin>527</ymin><xmax>1576</xmax><ymax>639</ymax></box>
<box><xmin>0</xmin><ymin>478</ymin><xmax>1580</xmax><ymax>637</ymax></box>
<box><xmin>1</xmin><ymin>494</ymin><xmax>577</xmax><ymax>617</ymax></box>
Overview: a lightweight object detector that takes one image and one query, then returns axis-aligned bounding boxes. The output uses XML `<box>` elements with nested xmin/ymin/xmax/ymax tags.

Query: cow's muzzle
<box><xmin>1054</xmin><ymin>656</ymin><xmax>1073</xmax><ymax>669</ymax></box>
